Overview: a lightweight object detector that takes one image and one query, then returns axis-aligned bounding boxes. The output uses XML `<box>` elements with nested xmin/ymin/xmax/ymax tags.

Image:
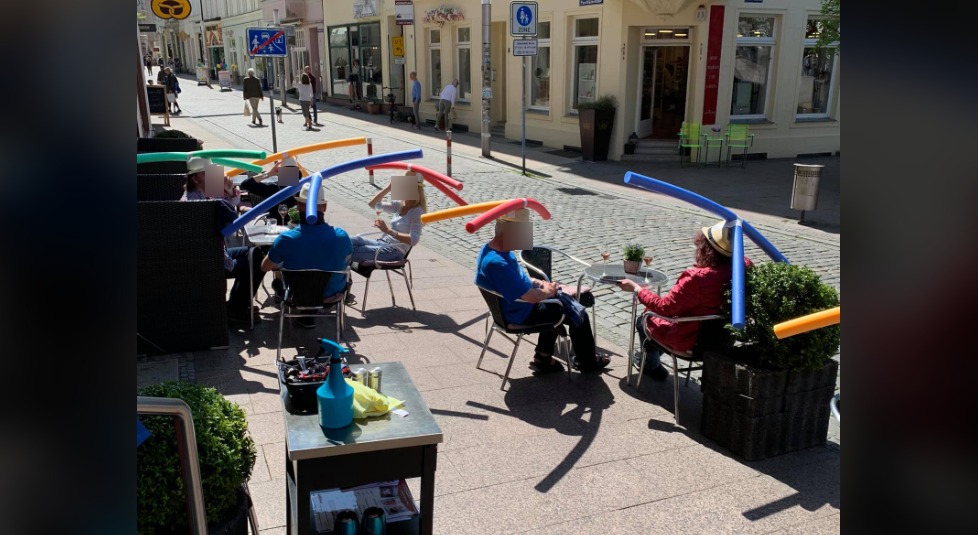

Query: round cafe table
<box><xmin>576</xmin><ymin>264</ymin><xmax>667</xmax><ymax>385</ymax></box>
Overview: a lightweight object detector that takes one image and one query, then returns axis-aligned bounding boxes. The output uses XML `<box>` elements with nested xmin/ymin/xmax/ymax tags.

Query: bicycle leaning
<box><xmin>382</xmin><ymin>86</ymin><xmax>399</xmax><ymax>124</ymax></box>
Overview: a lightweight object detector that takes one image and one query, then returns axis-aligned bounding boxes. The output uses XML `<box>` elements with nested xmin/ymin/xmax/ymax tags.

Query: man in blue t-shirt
<box><xmin>474</xmin><ymin>216</ymin><xmax>609</xmax><ymax>373</ymax></box>
<box><xmin>261</xmin><ymin>182</ymin><xmax>352</xmax><ymax>328</ymax></box>
<box><xmin>409</xmin><ymin>71</ymin><xmax>422</xmax><ymax>131</ymax></box>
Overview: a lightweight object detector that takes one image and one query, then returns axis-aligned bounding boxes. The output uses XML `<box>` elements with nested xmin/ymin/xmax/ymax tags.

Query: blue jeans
<box><xmin>350</xmin><ymin>236</ymin><xmax>404</xmax><ymax>264</ymax></box>
<box><xmin>226</xmin><ymin>246</ymin><xmax>265</xmax><ymax>311</ymax></box>
<box><xmin>634</xmin><ymin>315</ymin><xmax>663</xmax><ymax>370</ymax></box>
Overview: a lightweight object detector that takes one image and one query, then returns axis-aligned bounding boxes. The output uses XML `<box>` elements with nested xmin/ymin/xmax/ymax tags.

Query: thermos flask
<box><xmin>360</xmin><ymin>506</ymin><xmax>386</xmax><ymax>535</ymax></box>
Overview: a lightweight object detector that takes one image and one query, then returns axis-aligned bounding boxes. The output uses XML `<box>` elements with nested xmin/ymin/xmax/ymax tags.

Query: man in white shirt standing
<box><xmin>435</xmin><ymin>78</ymin><xmax>459</xmax><ymax>132</ymax></box>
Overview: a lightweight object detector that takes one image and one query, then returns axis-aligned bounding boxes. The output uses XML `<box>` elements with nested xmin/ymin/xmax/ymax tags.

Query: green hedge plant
<box><xmin>137</xmin><ymin>381</ymin><xmax>256</xmax><ymax>534</ymax></box>
<box><xmin>577</xmin><ymin>94</ymin><xmax>617</xmax><ymax>112</ymax></box>
<box><xmin>725</xmin><ymin>262</ymin><xmax>840</xmax><ymax>371</ymax></box>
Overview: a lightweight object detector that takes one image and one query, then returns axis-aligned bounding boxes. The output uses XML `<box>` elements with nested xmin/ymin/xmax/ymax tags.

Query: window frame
<box><xmin>455</xmin><ymin>26</ymin><xmax>472</xmax><ymax>103</ymax></box>
<box><xmin>795</xmin><ymin>16</ymin><xmax>838</xmax><ymax>120</ymax></box>
<box><xmin>428</xmin><ymin>28</ymin><xmax>442</xmax><ymax>99</ymax></box>
<box><xmin>527</xmin><ymin>21</ymin><xmax>551</xmax><ymax>112</ymax></box>
<box><xmin>570</xmin><ymin>16</ymin><xmax>600</xmax><ymax>113</ymax></box>
<box><xmin>730</xmin><ymin>15</ymin><xmax>777</xmax><ymax>120</ymax></box>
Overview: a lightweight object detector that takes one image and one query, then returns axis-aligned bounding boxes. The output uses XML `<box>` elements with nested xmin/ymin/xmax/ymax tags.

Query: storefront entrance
<box><xmin>636</xmin><ymin>45</ymin><xmax>689</xmax><ymax>139</ymax></box>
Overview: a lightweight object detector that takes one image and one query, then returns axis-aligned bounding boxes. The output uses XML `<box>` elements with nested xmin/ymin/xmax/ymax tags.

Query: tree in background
<box><xmin>817</xmin><ymin>0</ymin><xmax>840</xmax><ymax>54</ymax></box>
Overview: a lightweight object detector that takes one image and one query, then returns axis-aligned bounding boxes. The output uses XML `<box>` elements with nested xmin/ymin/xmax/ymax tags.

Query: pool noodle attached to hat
<box><xmin>223</xmin><ymin>137</ymin><xmax>369</xmax><ymax>178</ymax></box>
<box><xmin>221</xmin><ymin>148</ymin><xmax>424</xmax><ymax>236</ymax></box>
<box><xmin>465</xmin><ymin>198</ymin><xmax>550</xmax><ymax>233</ymax></box>
<box><xmin>421</xmin><ymin>201</ymin><xmax>512</xmax><ymax>225</ymax></box>
<box><xmin>366</xmin><ymin>162</ymin><xmax>467</xmax><ymax>206</ymax></box>
<box><xmin>137</xmin><ymin>149</ymin><xmax>266</xmax><ymax>165</ymax></box>
<box><xmin>210</xmin><ymin>158</ymin><xmax>264</xmax><ymax>173</ymax></box>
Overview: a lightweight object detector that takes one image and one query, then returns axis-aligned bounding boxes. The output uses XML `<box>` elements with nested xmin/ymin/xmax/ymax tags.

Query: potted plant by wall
<box><xmin>137</xmin><ymin>381</ymin><xmax>257</xmax><ymax>535</ymax></box>
<box><xmin>622</xmin><ymin>243</ymin><xmax>644</xmax><ymax>274</ymax></box>
<box><xmin>700</xmin><ymin>262</ymin><xmax>841</xmax><ymax>461</ymax></box>
<box><xmin>365</xmin><ymin>98</ymin><xmax>383</xmax><ymax>115</ymax></box>
<box><xmin>577</xmin><ymin>94</ymin><xmax>617</xmax><ymax>161</ymax></box>
<box><xmin>287</xmin><ymin>206</ymin><xmax>301</xmax><ymax>228</ymax></box>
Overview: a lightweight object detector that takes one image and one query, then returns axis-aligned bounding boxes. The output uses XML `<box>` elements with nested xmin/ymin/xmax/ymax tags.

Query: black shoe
<box><xmin>271</xmin><ymin>279</ymin><xmax>285</xmax><ymax>300</ymax></box>
<box><xmin>529</xmin><ymin>354</ymin><xmax>564</xmax><ymax>374</ymax></box>
<box><xmin>644</xmin><ymin>364</ymin><xmax>670</xmax><ymax>381</ymax></box>
<box><xmin>295</xmin><ymin>317</ymin><xmax>316</xmax><ymax>329</ymax></box>
<box><xmin>572</xmin><ymin>354</ymin><xmax>612</xmax><ymax>373</ymax></box>
<box><xmin>344</xmin><ymin>293</ymin><xmax>357</xmax><ymax>306</ymax></box>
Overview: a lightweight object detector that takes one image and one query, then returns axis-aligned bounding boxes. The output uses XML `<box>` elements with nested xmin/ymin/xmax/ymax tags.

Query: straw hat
<box><xmin>296</xmin><ymin>182</ymin><xmax>328</xmax><ymax>205</ymax></box>
<box><xmin>499</xmin><ymin>208</ymin><xmax>530</xmax><ymax>222</ymax></box>
<box><xmin>701</xmin><ymin>221</ymin><xmax>733</xmax><ymax>257</ymax></box>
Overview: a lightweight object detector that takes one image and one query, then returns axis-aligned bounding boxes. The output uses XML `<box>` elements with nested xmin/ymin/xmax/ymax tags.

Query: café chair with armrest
<box><xmin>275</xmin><ymin>268</ymin><xmax>350</xmax><ymax>360</ymax></box>
<box><xmin>724</xmin><ymin>123</ymin><xmax>755</xmax><ymax>168</ymax></box>
<box><xmin>678</xmin><ymin>121</ymin><xmax>704</xmax><ymax>167</ymax></box>
<box><xmin>350</xmin><ymin>232</ymin><xmax>415</xmax><ymax>316</ymax></box>
<box><xmin>516</xmin><ymin>245</ymin><xmax>595</xmax><ymax>308</ymax></box>
<box><xmin>136</xmin><ymin>174</ymin><xmax>187</xmax><ymax>201</ymax></box>
<box><xmin>635</xmin><ymin>310</ymin><xmax>726</xmax><ymax>424</ymax></box>
<box><xmin>476</xmin><ymin>285</ymin><xmax>573</xmax><ymax>391</ymax></box>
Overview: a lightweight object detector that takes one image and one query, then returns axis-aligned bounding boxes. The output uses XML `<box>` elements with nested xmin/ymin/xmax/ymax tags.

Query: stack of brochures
<box><xmin>310</xmin><ymin>479</ymin><xmax>419</xmax><ymax>533</ymax></box>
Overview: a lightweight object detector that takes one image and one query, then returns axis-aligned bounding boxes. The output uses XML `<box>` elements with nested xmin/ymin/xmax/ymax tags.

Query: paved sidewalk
<box><xmin>137</xmin><ymin>75</ymin><xmax>841</xmax><ymax>534</ymax></box>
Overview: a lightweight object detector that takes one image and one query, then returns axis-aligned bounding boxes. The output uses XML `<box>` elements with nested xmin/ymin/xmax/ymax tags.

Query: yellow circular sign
<box><xmin>151</xmin><ymin>0</ymin><xmax>192</xmax><ymax>20</ymax></box>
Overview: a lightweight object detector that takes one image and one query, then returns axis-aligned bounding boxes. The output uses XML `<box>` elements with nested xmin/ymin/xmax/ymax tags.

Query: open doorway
<box><xmin>636</xmin><ymin>45</ymin><xmax>689</xmax><ymax>139</ymax></box>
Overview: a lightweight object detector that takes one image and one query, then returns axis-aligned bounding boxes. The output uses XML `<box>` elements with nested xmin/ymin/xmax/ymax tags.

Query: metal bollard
<box><xmin>446</xmin><ymin>130</ymin><xmax>452</xmax><ymax>178</ymax></box>
<box><xmin>366</xmin><ymin>138</ymin><xmax>374</xmax><ymax>185</ymax></box>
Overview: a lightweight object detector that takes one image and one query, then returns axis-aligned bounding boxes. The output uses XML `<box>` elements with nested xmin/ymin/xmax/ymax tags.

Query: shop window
<box><xmin>571</xmin><ymin>17</ymin><xmax>599</xmax><ymax>111</ymax></box>
<box><xmin>429</xmin><ymin>29</ymin><xmax>442</xmax><ymax>98</ymax></box>
<box><xmin>329</xmin><ymin>27</ymin><xmax>350</xmax><ymax>97</ymax></box>
<box><xmin>529</xmin><ymin>22</ymin><xmax>550</xmax><ymax>110</ymax></box>
<box><xmin>730</xmin><ymin>15</ymin><xmax>776</xmax><ymax>119</ymax></box>
<box><xmin>796</xmin><ymin>17</ymin><xmax>838</xmax><ymax>118</ymax></box>
<box><xmin>456</xmin><ymin>27</ymin><xmax>471</xmax><ymax>101</ymax></box>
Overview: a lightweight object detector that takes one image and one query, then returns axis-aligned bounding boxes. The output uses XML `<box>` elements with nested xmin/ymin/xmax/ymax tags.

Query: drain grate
<box><xmin>556</xmin><ymin>187</ymin><xmax>598</xmax><ymax>196</ymax></box>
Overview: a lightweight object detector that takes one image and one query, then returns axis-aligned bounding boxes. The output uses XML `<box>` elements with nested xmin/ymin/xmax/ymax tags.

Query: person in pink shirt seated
<box><xmin>616</xmin><ymin>220</ymin><xmax>752</xmax><ymax>380</ymax></box>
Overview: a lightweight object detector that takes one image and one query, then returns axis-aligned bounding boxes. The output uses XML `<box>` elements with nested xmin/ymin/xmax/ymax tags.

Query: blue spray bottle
<box><xmin>316</xmin><ymin>337</ymin><xmax>354</xmax><ymax>429</ymax></box>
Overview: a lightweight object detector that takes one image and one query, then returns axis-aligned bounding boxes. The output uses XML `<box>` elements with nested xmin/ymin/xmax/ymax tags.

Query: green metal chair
<box><xmin>678</xmin><ymin>122</ymin><xmax>704</xmax><ymax>167</ymax></box>
<box><xmin>724</xmin><ymin>124</ymin><xmax>755</xmax><ymax>168</ymax></box>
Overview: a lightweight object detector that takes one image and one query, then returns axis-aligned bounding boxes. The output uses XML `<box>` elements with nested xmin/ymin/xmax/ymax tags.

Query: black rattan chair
<box><xmin>137</xmin><ymin>136</ymin><xmax>199</xmax><ymax>174</ymax></box>
<box><xmin>137</xmin><ymin>200</ymin><xmax>229</xmax><ymax>354</ymax></box>
<box><xmin>275</xmin><ymin>269</ymin><xmax>350</xmax><ymax>359</ymax></box>
<box><xmin>137</xmin><ymin>173</ymin><xmax>187</xmax><ymax>201</ymax></box>
<box><xmin>476</xmin><ymin>286</ymin><xmax>572</xmax><ymax>391</ymax></box>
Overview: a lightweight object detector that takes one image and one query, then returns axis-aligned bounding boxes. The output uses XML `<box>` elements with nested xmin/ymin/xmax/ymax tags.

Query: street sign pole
<box><xmin>510</xmin><ymin>2</ymin><xmax>537</xmax><ymax>175</ymax></box>
<box><xmin>522</xmin><ymin>53</ymin><xmax>526</xmax><ymax>176</ymax></box>
<box><xmin>481</xmin><ymin>0</ymin><xmax>491</xmax><ymax>158</ymax></box>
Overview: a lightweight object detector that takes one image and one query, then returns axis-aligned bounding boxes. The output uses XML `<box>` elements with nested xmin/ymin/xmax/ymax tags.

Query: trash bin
<box><xmin>791</xmin><ymin>164</ymin><xmax>823</xmax><ymax>212</ymax></box>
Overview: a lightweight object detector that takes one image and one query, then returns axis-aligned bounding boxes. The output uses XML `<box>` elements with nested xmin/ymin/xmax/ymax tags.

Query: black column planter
<box><xmin>579</xmin><ymin>108</ymin><xmax>616</xmax><ymax>161</ymax></box>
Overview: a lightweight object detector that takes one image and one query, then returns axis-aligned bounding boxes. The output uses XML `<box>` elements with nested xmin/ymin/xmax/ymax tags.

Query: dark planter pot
<box><xmin>700</xmin><ymin>351</ymin><xmax>838</xmax><ymax>461</ymax></box>
<box><xmin>578</xmin><ymin>108</ymin><xmax>616</xmax><ymax>161</ymax></box>
<box><xmin>207</xmin><ymin>486</ymin><xmax>251</xmax><ymax>535</ymax></box>
<box><xmin>623</xmin><ymin>142</ymin><xmax>637</xmax><ymax>155</ymax></box>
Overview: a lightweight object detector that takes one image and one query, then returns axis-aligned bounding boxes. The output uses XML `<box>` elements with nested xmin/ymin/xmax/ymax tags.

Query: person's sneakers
<box><xmin>529</xmin><ymin>354</ymin><xmax>564</xmax><ymax>374</ymax></box>
<box><xmin>644</xmin><ymin>364</ymin><xmax>670</xmax><ymax>381</ymax></box>
<box><xmin>295</xmin><ymin>316</ymin><xmax>316</xmax><ymax>329</ymax></box>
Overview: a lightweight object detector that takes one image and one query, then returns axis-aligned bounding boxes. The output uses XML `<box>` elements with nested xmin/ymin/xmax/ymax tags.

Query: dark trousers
<box><xmin>226</xmin><ymin>246</ymin><xmax>265</xmax><ymax>311</ymax></box>
<box><xmin>524</xmin><ymin>301</ymin><xmax>596</xmax><ymax>364</ymax></box>
<box><xmin>634</xmin><ymin>315</ymin><xmax>664</xmax><ymax>369</ymax></box>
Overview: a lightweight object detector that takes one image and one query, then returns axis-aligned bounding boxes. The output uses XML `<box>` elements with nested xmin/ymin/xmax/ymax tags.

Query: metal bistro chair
<box><xmin>724</xmin><ymin>123</ymin><xmax>755</xmax><ymax>168</ymax></box>
<box><xmin>275</xmin><ymin>268</ymin><xmax>350</xmax><ymax>360</ymax></box>
<box><xmin>635</xmin><ymin>311</ymin><xmax>725</xmax><ymax>424</ymax></box>
<box><xmin>678</xmin><ymin>121</ymin><xmax>704</xmax><ymax>167</ymax></box>
<box><xmin>350</xmin><ymin>232</ymin><xmax>415</xmax><ymax>316</ymax></box>
<box><xmin>476</xmin><ymin>285</ymin><xmax>573</xmax><ymax>391</ymax></box>
<box><xmin>516</xmin><ymin>245</ymin><xmax>595</xmax><ymax>308</ymax></box>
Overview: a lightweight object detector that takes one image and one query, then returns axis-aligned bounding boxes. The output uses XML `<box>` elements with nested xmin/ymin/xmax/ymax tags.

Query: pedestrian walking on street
<box><xmin>304</xmin><ymin>65</ymin><xmax>322</xmax><ymax>126</ymax></box>
<box><xmin>409</xmin><ymin>71</ymin><xmax>422</xmax><ymax>130</ymax></box>
<box><xmin>242</xmin><ymin>68</ymin><xmax>264</xmax><ymax>126</ymax></box>
<box><xmin>435</xmin><ymin>79</ymin><xmax>459</xmax><ymax>132</ymax></box>
<box><xmin>348</xmin><ymin>58</ymin><xmax>362</xmax><ymax>110</ymax></box>
<box><xmin>163</xmin><ymin>67</ymin><xmax>182</xmax><ymax>114</ymax></box>
<box><xmin>297</xmin><ymin>73</ymin><xmax>314</xmax><ymax>130</ymax></box>
<box><xmin>145</xmin><ymin>55</ymin><xmax>154</xmax><ymax>76</ymax></box>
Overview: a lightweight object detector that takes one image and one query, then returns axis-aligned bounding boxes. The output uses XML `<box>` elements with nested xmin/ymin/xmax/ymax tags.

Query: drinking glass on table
<box><xmin>643</xmin><ymin>252</ymin><xmax>653</xmax><ymax>283</ymax></box>
<box><xmin>600</xmin><ymin>249</ymin><xmax>611</xmax><ymax>277</ymax></box>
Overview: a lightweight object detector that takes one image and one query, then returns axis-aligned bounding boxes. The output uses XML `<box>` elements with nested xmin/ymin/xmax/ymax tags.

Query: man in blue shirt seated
<box><xmin>474</xmin><ymin>212</ymin><xmax>610</xmax><ymax>373</ymax></box>
<box><xmin>261</xmin><ymin>182</ymin><xmax>353</xmax><ymax>328</ymax></box>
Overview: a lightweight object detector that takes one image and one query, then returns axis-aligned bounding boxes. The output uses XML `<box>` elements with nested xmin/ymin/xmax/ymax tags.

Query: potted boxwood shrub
<box><xmin>577</xmin><ymin>94</ymin><xmax>617</xmax><ymax>161</ymax></box>
<box><xmin>137</xmin><ymin>381</ymin><xmax>257</xmax><ymax>535</ymax></box>
<box><xmin>622</xmin><ymin>243</ymin><xmax>644</xmax><ymax>274</ymax></box>
<box><xmin>700</xmin><ymin>262</ymin><xmax>841</xmax><ymax>461</ymax></box>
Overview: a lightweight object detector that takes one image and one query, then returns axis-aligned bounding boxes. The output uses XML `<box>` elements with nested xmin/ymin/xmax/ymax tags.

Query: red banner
<box><xmin>701</xmin><ymin>5</ymin><xmax>725</xmax><ymax>125</ymax></box>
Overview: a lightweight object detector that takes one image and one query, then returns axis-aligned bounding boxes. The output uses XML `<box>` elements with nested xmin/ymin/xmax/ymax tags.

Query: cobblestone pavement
<box><xmin>161</xmin><ymin>74</ymin><xmax>841</xmax><ymax>420</ymax></box>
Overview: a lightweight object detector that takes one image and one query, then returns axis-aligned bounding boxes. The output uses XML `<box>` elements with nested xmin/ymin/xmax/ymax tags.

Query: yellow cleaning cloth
<box><xmin>346</xmin><ymin>378</ymin><xmax>405</xmax><ymax>419</ymax></box>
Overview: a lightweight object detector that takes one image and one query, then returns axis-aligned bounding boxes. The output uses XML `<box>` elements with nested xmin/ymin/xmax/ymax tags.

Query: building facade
<box><xmin>319</xmin><ymin>0</ymin><xmax>839</xmax><ymax>160</ymax></box>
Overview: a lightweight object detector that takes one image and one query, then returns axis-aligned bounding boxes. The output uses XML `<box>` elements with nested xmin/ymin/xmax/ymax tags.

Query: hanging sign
<box><xmin>395</xmin><ymin>0</ymin><xmax>414</xmax><ymax>26</ymax></box>
<box><xmin>513</xmin><ymin>39</ymin><xmax>538</xmax><ymax>56</ymax></box>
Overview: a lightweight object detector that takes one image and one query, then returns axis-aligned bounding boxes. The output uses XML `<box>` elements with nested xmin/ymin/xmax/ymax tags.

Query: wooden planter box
<box><xmin>700</xmin><ymin>351</ymin><xmax>838</xmax><ymax>461</ymax></box>
<box><xmin>578</xmin><ymin>108</ymin><xmax>615</xmax><ymax>161</ymax></box>
<box><xmin>366</xmin><ymin>101</ymin><xmax>383</xmax><ymax>114</ymax></box>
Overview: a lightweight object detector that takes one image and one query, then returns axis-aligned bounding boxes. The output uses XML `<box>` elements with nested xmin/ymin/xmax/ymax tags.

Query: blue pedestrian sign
<box><xmin>510</xmin><ymin>2</ymin><xmax>538</xmax><ymax>36</ymax></box>
<box><xmin>247</xmin><ymin>27</ymin><xmax>287</xmax><ymax>57</ymax></box>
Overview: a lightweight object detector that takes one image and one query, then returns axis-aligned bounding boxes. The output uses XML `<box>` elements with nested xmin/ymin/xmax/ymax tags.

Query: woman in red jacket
<box><xmin>616</xmin><ymin>221</ymin><xmax>751</xmax><ymax>380</ymax></box>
